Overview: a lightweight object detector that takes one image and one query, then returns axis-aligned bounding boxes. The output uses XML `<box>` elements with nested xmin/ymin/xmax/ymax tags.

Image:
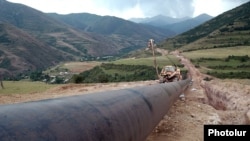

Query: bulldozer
<box><xmin>159</xmin><ymin>65</ymin><xmax>182</xmax><ymax>83</ymax></box>
<box><xmin>147</xmin><ymin>38</ymin><xmax>182</xmax><ymax>83</ymax></box>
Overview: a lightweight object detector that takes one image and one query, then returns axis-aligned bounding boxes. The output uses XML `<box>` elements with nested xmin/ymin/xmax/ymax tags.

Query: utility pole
<box><xmin>148</xmin><ymin>39</ymin><xmax>159</xmax><ymax>78</ymax></box>
<box><xmin>0</xmin><ymin>75</ymin><xmax>4</xmax><ymax>89</ymax></box>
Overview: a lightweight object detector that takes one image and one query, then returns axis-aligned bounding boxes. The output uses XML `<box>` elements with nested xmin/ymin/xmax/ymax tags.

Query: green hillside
<box><xmin>153</xmin><ymin>1</ymin><xmax>250</xmax><ymax>79</ymax></box>
<box><xmin>182</xmin><ymin>46</ymin><xmax>250</xmax><ymax>79</ymax></box>
<box><xmin>70</xmin><ymin>55</ymin><xmax>185</xmax><ymax>83</ymax></box>
<box><xmin>161</xmin><ymin>1</ymin><xmax>250</xmax><ymax>51</ymax></box>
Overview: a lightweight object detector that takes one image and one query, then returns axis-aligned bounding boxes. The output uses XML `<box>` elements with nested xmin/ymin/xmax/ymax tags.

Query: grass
<box><xmin>61</xmin><ymin>61</ymin><xmax>101</xmax><ymax>73</ymax></box>
<box><xmin>111</xmin><ymin>55</ymin><xmax>182</xmax><ymax>68</ymax></box>
<box><xmin>182</xmin><ymin>46</ymin><xmax>250</xmax><ymax>59</ymax></box>
<box><xmin>45</xmin><ymin>61</ymin><xmax>101</xmax><ymax>74</ymax></box>
<box><xmin>0</xmin><ymin>81</ymin><xmax>58</xmax><ymax>95</ymax></box>
<box><xmin>182</xmin><ymin>46</ymin><xmax>250</xmax><ymax>78</ymax></box>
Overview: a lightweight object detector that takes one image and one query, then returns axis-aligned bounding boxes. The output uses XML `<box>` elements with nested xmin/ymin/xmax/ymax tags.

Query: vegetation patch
<box><xmin>70</xmin><ymin>54</ymin><xmax>187</xmax><ymax>83</ymax></box>
<box><xmin>183</xmin><ymin>47</ymin><xmax>250</xmax><ymax>79</ymax></box>
<box><xmin>112</xmin><ymin>55</ymin><xmax>183</xmax><ymax>68</ymax></box>
<box><xmin>71</xmin><ymin>63</ymin><xmax>159</xmax><ymax>83</ymax></box>
<box><xmin>0</xmin><ymin>81</ymin><xmax>58</xmax><ymax>95</ymax></box>
<box><xmin>207</xmin><ymin>71</ymin><xmax>250</xmax><ymax>79</ymax></box>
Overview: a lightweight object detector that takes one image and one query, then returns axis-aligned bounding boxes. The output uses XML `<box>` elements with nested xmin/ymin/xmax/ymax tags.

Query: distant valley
<box><xmin>0</xmin><ymin>0</ymin><xmax>221</xmax><ymax>78</ymax></box>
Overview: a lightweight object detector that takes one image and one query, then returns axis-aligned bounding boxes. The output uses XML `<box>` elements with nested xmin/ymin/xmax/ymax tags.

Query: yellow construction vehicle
<box><xmin>159</xmin><ymin>65</ymin><xmax>182</xmax><ymax>83</ymax></box>
<box><xmin>147</xmin><ymin>39</ymin><xmax>182</xmax><ymax>83</ymax></box>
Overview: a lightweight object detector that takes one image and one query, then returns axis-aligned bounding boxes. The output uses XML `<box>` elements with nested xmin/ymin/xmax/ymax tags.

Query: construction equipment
<box><xmin>159</xmin><ymin>65</ymin><xmax>182</xmax><ymax>83</ymax></box>
<box><xmin>147</xmin><ymin>39</ymin><xmax>182</xmax><ymax>83</ymax></box>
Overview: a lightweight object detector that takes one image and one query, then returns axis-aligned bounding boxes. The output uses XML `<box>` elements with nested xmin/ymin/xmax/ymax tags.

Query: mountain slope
<box><xmin>0</xmin><ymin>0</ymin><xmax>121</xmax><ymax>77</ymax></box>
<box><xmin>0</xmin><ymin>0</ymin><xmax>122</xmax><ymax>57</ymax></box>
<box><xmin>165</xmin><ymin>14</ymin><xmax>213</xmax><ymax>34</ymax></box>
<box><xmin>129</xmin><ymin>15</ymin><xmax>189</xmax><ymax>25</ymax></box>
<box><xmin>161</xmin><ymin>1</ymin><xmax>250</xmax><ymax>51</ymax></box>
<box><xmin>0</xmin><ymin>0</ymin><xmax>173</xmax><ymax>77</ymax></box>
<box><xmin>0</xmin><ymin>0</ymin><xmax>175</xmax><ymax>56</ymax></box>
<box><xmin>0</xmin><ymin>23</ymin><xmax>67</xmax><ymax>76</ymax></box>
<box><xmin>129</xmin><ymin>14</ymin><xmax>213</xmax><ymax>35</ymax></box>
<box><xmin>47</xmin><ymin>13</ymin><xmax>174</xmax><ymax>47</ymax></box>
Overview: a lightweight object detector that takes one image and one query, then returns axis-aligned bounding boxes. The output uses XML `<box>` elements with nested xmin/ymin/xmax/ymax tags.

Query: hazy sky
<box><xmin>7</xmin><ymin>0</ymin><xmax>250</xmax><ymax>19</ymax></box>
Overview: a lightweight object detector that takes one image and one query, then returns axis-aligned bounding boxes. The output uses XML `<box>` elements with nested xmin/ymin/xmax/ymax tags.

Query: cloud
<box><xmin>7</xmin><ymin>0</ymin><xmax>250</xmax><ymax>19</ymax></box>
<box><xmin>138</xmin><ymin>0</ymin><xmax>194</xmax><ymax>18</ymax></box>
<box><xmin>94</xmin><ymin>0</ymin><xmax>139</xmax><ymax>10</ymax></box>
<box><xmin>108</xmin><ymin>0</ymin><xmax>250</xmax><ymax>18</ymax></box>
<box><xmin>92</xmin><ymin>0</ymin><xmax>195</xmax><ymax>18</ymax></box>
<box><xmin>193</xmin><ymin>0</ymin><xmax>250</xmax><ymax>17</ymax></box>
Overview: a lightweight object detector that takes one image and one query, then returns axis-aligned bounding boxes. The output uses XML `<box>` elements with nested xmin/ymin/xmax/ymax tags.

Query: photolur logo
<box><xmin>204</xmin><ymin>125</ymin><xmax>250</xmax><ymax>141</ymax></box>
<box><xmin>208</xmin><ymin>129</ymin><xmax>247</xmax><ymax>136</ymax></box>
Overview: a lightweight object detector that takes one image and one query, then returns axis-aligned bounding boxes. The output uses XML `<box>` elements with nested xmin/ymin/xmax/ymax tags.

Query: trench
<box><xmin>175</xmin><ymin>50</ymin><xmax>250</xmax><ymax>125</ymax></box>
<box><xmin>201</xmin><ymin>81</ymin><xmax>249</xmax><ymax>124</ymax></box>
<box><xmin>146</xmin><ymin>49</ymin><xmax>249</xmax><ymax>141</ymax></box>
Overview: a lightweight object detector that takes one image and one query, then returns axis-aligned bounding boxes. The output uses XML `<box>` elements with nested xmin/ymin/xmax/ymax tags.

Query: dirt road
<box><xmin>0</xmin><ymin>50</ymin><xmax>249</xmax><ymax>141</ymax></box>
<box><xmin>146</xmin><ymin>50</ymin><xmax>250</xmax><ymax>141</ymax></box>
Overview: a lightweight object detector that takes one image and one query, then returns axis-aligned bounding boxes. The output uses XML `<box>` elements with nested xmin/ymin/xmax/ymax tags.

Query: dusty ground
<box><xmin>0</xmin><ymin>51</ymin><xmax>249</xmax><ymax>141</ymax></box>
<box><xmin>146</xmin><ymin>51</ymin><xmax>250</xmax><ymax>141</ymax></box>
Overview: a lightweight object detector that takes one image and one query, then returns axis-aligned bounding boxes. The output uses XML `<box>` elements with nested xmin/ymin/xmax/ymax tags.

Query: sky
<box><xmin>6</xmin><ymin>0</ymin><xmax>250</xmax><ymax>19</ymax></box>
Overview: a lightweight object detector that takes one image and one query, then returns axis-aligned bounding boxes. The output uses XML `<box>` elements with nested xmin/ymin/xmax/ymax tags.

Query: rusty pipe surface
<box><xmin>0</xmin><ymin>79</ymin><xmax>191</xmax><ymax>141</ymax></box>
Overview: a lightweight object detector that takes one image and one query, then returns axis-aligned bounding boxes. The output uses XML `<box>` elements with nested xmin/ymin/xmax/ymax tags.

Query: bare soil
<box><xmin>0</xmin><ymin>51</ymin><xmax>249</xmax><ymax>141</ymax></box>
<box><xmin>146</xmin><ymin>51</ymin><xmax>250</xmax><ymax>141</ymax></box>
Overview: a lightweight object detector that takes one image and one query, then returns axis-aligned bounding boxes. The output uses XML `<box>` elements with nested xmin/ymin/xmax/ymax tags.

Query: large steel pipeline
<box><xmin>0</xmin><ymin>79</ymin><xmax>191</xmax><ymax>141</ymax></box>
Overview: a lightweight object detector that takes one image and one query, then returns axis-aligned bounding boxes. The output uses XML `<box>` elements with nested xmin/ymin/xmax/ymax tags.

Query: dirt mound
<box><xmin>204</xmin><ymin>79</ymin><xmax>250</xmax><ymax>111</ymax></box>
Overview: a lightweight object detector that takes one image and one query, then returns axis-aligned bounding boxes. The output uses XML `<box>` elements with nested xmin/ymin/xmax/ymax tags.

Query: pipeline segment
<box><xmin>0</xmin><ymin>79</ymin><xmax>191</xmax><ymax>141</ymax></box>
